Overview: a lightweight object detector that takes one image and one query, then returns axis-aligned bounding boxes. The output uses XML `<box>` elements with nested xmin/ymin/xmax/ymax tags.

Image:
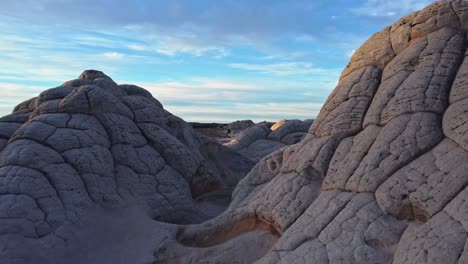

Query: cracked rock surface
<box><xmin>0</xmin><ymin>70</ymin><xmax>254</xmax><ymax>263</ymax></box>
<box><xmin>2</xmin><ymin>1</ymin><xmax>468</xmax><ymax>264</ymax></box>
<box><xmin>154</xmin><ymin>1</ymin><xmax>468</xmax><ymax>263</ymax></box>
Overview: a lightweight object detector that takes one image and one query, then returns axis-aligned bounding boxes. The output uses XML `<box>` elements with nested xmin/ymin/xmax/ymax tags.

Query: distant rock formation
<box><xmin>155</xmin><ymin>1</ymin><xmax>468</xmax><ymax>263</ymax></box>
<box><xmin>226</xmin><ymin>119</ymin><xmax>313</xmax><ymax>162</ymax></box>
<box><xmin>225</xmin><ymin>120</ymin><xmax>256</xmax><ymax>138</ymax></box>
<box><xmin>191</xmin><ymin>119</ymin><xmax>313</xmax><ymax>161</ymax></box>
<box><xmin>190</xmin><ymin>119</ymin><xmax>255</xmax><ymax>143</ymax></box>
<box><xmin>190</xmin><ymin>119</ymin><xmax>314</xmax><ymax>160</ymax></box>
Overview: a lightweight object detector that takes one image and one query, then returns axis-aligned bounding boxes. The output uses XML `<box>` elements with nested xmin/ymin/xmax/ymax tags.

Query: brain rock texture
<box><xmin>0</xmin><ymin>70</ymin><xmax>255</xmax><ymax>263</ymax></box>
<box><xmin>154</xmin><ymin>1</ymin><xmax>468</xmax><ymax>263</ymax></box>
<box><xmin>2</xmin><ymin>1</ymin><xmax>468</xmax><ymax>264</ymax></box>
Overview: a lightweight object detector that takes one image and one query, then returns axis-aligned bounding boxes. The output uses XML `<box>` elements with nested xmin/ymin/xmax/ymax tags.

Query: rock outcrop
<box><xmin>154</xmin><ymin>1</ymin><xmax>468</xmax><ymax>263</ymax></box>
<box><xmin>226</xmin><ymin>119</ymin><xmax>313</xmax><ymax>162</ymax></box>
<box><xmin>1</xmin><ymin>1</ymin><xmax>468</xmax><ymax>264</ymax></box>
<box><xmin>0</xmin><ymin>70</ymin><xmax>255</xmax><ymax>263</ymax></box>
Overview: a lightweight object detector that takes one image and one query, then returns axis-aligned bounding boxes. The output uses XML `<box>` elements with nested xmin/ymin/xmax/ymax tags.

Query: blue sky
<box><xmin>0</xmin><ymin>0</ymin><xmax>433</xmax><ymax>122</ymax></box>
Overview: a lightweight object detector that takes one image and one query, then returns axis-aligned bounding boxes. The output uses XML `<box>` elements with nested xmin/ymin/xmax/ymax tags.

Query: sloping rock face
<box><xmin>155</xmin><ymin>1</ymin><xmax>468</xmax><ymax>263</ymax></box>
<box><xmin>0</xmin><ymin>70</ymin><xmax>255</xmax><ymax>263</ymax></box>
<box><xmin>226</xmin><ymin>119</ymin><xmax>313</xmax><ymax>162</ymax></box>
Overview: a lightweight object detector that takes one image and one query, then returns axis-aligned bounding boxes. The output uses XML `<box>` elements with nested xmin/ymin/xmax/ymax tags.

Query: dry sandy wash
<box><xmin>1</xmin><ymin>1</ymin><xmax>468</xmax><ymax>263</ymax></box>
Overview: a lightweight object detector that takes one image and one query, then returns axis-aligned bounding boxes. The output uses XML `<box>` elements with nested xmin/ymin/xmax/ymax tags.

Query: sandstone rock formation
<box><xmin>2</xmin><ymin>1</ymin><xmax>468</xmax><ymax>264</ymax></box>
<box><xmin>226</xmin><ymin>119</ymin><xmax>313</xmax><ymax>162</ymax></box>
<box><xmin>191</xmin><ymin>119</ymin><xmax>312</xmax><ymax>161</ymax></box>
<box><xmin>154</xmin><ymin>1</ymin><xmax>468</xmax><ymax>263</ymax></box>
<box><xmin>0</xmin><ymin>70</ymin><xmax>255</xmax><ymax>263</ymax></box>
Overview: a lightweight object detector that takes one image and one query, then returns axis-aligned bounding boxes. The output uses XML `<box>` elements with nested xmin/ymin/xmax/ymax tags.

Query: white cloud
<box><xmin>0</xmin><ymin>4</ymin><xmax>352</xmax><ymax>122</ymax></box>
<box><xmin>351</xmin><ymin>0</ymin><xmax>433</xmax><ymax>19</ymax></box>
<box><xmin>127</xmin><ymin>44</ymin><xmax>149</xmax><ymax>51</ymax></box>
<box><xmin>0</xmin><ymin>82</ymin><xmax>49</xmax><ymax>116</ymax></box>
<box><xmin>166</xmin><ymin>102</ymin><xmax>322</xmax><ymax>123</ymax></box>
<box><xmin>152</xmin><ymin>35</ymin><xmax>229</xmax><ymax>57</ymax></box>
<box><xmin>0</xmin><ymin>82</ymin><xmax>45</xmax><ymax>97</ymax></box>
<box><xmin>130</xmin><ymin>78</ymin><xmax>266</xmax><ymax>104</ymax></box>
<box><xmin>103</xmin><ymin>52</ymin><xmax>124</xmax><ymax>60</ymax></box>
<box><xmin>229</xmin><ymin>62</ymin><xmax>340</xmax><ymax>76</ymax></box>
<box><xmin>71</xmin><ymin>34</ymin><xmax>121</xmax><ymax>49</ymax></box>
<box><xmin>122</xmin><ymin>77</ymin><xmax>332</xmax><ymax>122</ymax></box>
<box><xmin>0</xmin><ymin>35</ymin><xmax>124</xmax><ymax>84</ymax></box>
<box><xmin>135</xmin><ymin>78</ymin><xmax>265</xmax><ymax>91</ymax></box>
<box><xmin>0</xmin><ymin>75</ymin><xmax>331</xmax><ymax>123</ymax></box>
<box><xmin>0</xmin><ymin>65</ymin><xmax>79</xmax><ymax>83</ymax></box>
<box><xmin>255</xmin><ymin>51</ymin><xmax>312</xmax><ymax>62</ymax></box>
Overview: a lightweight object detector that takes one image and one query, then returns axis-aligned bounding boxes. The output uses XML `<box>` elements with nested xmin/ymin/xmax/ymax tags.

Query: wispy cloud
<box><xmin>103</xmin><ymin>52</ymin><xmax>124</xmax><ymax>60</ymax></box>
<box><xmin>351</xmin><ymin>0</ymin><xmax>433</xmax><ymax>20</ymax></box>
<box><xmin>167</xmin><ymin>102</ymin><xmax>323</xmax><ymax>123</ymax></box>
<box><xmin>71</xmin><ymin>34</ymin><xmax>122</xmax><ymax>49</ymax></box>
<box><xmin>127</xmin><ymin>44</ymin><xmax>149</xmax><ymax>51</ymax></box>
<box><xmin>229</xmin><ymin>62</ymin><xmax>340</xmax><ymax>76</ymax></box>
<box><xmin>0</xmin><ymin>82</ymin><xmax>45</xmax><ymax>98</ymax></box>
<box><xmin>0</xmin><ymin>82</ymin><xmax>49</xmax><ymax>113</ymax></box>
<box><xmin>125</xmin><ymin>76</ymin><xmax>335</xmax><ymax>122</ymax></box>
<box><xmin>0</xmin><ymin>1</ymin><xmax>398</xmax><ymax>55</ymax></box>
<box><xmin>154</xmin><ymin>38</ymin><xmax>229</xmax><ymax>57</ymax></box>
<box><xmin>0</xmin><ymin>0</ymin><xmax>434</xmax><ymax>122</ymax></box>
<box><xmin>0</xmin><ymin>76</ymin><xmax>329</xmax><ymax>123</ymax></box>
<box><xmin>131</xmin><ymin>78</ymin><xmax>266</xmax><ymax>104</ymax></box>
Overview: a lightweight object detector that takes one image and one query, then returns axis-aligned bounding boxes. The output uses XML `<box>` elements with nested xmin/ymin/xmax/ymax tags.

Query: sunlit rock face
<box><xmin>155</xmin><ymin>1</ymin><xmax>468</xmax><ymax>263</ymax></box>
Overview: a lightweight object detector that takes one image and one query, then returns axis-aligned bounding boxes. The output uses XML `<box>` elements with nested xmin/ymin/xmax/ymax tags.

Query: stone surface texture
<box><xmin>0</xmin><ymin>70</ymin><xmax>255</xmax><ymax>263</ymax></box>
<box><xmin>154</xmin><ymin>1</ymin><xmax>468</xmax><ymax>264</ymax></box>
<box><xmin>1</xmin><ymin>1</ymin><xmax>468</xmax><ymax>264</ymax></box>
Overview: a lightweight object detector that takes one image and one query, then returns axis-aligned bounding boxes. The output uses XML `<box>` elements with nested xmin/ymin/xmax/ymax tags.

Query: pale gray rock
<box><xmin>152</xmin><ymin>2</ymin><xmax>468</xmax><ymax>264</ymax></box>
<box><xmin>268</xmin><ymin>119</ymin><xmax>307</xmax><ymax>141</ymax></box>
<box><xmin>225</xmin><ymin>119</ymin><xmax>255</xmax><ymax>138</ymax></box>
<box><xmin>238</xmin><ymin>139</ymin><xmax>285</xmax><ymax>163</ymax></box>
<box><xmin>311</xmin><ymin>66</ymin><xmax>381</xmax><ymax>137</ymax></box>
<box><xmin>227</xmin><ymin>119</ymin><xmax>313</xmax><ymax>162</ymax></box>
<box><xmin>376</xmin><ymin>138</ymin><xmax>468</xmax><ymax>221</ymax></box>
<box><xmin>393</xmin><ymin>213</ymin><xmax>466</xmax><ymax>264</ymax></box>
<box><xmin>364</xmin><ymin>27</ymin><xmax>465</xmax><ymax>126</ymax></box>
<box><xmin>0</xmin><ymin>70</ymin><xmax>254</xmax><ymax>262</ymax></box>
<box><xmin>235</xmin><ymin>123</ymin><xmax>271</xmax><ymax>148</ymax></box>
<box><xmin>2</xmin><ymin>1</ymin><xmax>468</xmax><ymax>263</ymax></box>
<box><xmin>280</xmin><ymin>131</ymin><xmax>307</xmax><ymax>145</ymax></box>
